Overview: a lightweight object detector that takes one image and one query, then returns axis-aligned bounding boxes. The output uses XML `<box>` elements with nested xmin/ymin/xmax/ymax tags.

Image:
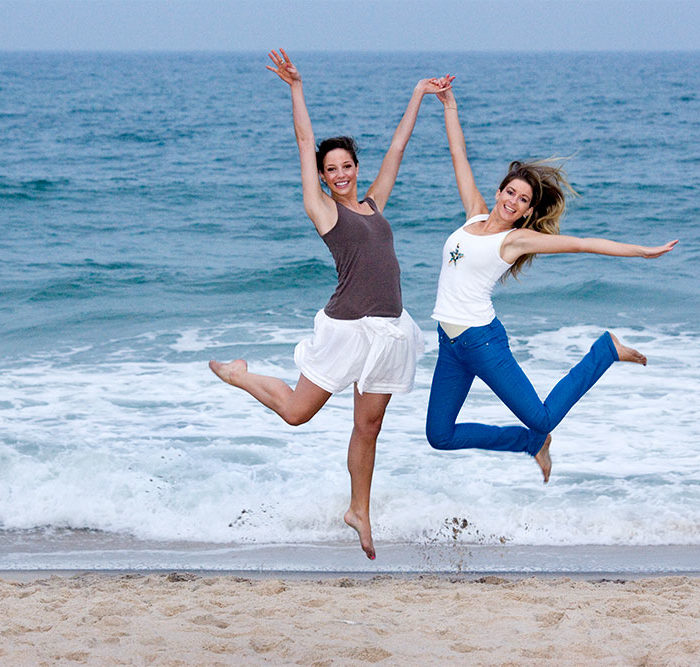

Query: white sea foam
<box><xmin>1</xmin><ymin>324</ymin><xmax>698</xmax><ymax>550</ymax></box>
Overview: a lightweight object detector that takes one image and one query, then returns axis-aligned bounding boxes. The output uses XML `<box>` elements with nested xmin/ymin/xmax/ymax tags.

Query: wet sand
<box><xmin>1</xmin><ymin>572</ymin><xmax>698</xmax><ymax>665</ymax></box>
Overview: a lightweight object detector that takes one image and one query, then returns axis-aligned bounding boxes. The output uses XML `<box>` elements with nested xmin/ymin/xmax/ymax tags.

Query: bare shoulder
<box><xmin>306</xmin><ymin>192</ymin><xmax>339</xmax><ymax>236</ymax></box>
<box><xmin>467</xmin><ymin>201</ymin><xmax>490</xmax><ymax>219</ymax></box>
<box><xmin>363</xmin><ymin>187</ymin><xmax>385</xmax><ymax>213</ymax></box>
<box><xmin>513</xmin><ymin>227</ymin><xmax>546</xmax><ymax>237</ymax></box>
<box><xmin>500</xmin><ymin>227</ymin><xmax>531</xmax><ymax>247</ymax></box>
<box><xmin>498</xmin><ymin>228</ymin><xmax>525</xmax><ymax>261</ymax></box>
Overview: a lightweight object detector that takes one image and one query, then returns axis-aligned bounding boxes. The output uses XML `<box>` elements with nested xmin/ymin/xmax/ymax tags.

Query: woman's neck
<box><xmin>332</xmin><ymin>190</ymin><xmax>367</xmax><ymax>213</ymax></box>
<box><xmin>478</xmin><ymin>210</ymin><xmax>514</xmax><ymax>233</ymax></box>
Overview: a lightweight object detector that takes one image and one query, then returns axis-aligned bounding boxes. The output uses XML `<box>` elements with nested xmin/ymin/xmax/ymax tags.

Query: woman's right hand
<box><xmin>435</xmin><ymin>77</ymin><xmax>457</xmax><ymax>108</ymax></box>
<box><xmin>266</xmin><ymin>48</ymin><xmax>301</xmax><ymax>85</ymax></box>
<box><xmin>415</xmin><ymin>75</ymin><xmax>455</xmax><ymax>96</ymax></box>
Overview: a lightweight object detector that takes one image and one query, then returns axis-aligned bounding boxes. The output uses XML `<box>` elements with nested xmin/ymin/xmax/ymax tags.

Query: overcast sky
<box><xmin>1</xmin><ymin>0</ymin><xmax>699</xmax><ymax>52</ymax></box>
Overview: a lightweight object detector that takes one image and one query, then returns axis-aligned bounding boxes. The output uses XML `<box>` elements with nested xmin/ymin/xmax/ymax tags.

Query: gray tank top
<box><xmin>321</xmin><ymin>198</ymin><xmax>402</xmax><ymax>320</ymax></box>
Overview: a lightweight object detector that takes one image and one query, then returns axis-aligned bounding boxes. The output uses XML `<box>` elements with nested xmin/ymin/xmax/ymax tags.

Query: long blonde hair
<box><xmin>499</xmin><ymin>159</ymin><xmax>578</xmax><ymax>280</ymax></box>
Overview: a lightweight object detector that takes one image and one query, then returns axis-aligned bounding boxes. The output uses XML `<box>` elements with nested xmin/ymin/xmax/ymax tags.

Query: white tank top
<box><xmin>431</xmin><ymin>214</ymin><xmax>514</xmax><ymax>328</ymax></box>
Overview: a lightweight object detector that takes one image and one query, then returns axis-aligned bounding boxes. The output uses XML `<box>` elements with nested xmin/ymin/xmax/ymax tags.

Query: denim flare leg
<box><xmin>426</xmin><ymin>318</ymin><xmax>619</xmax><ymax>456</ymax></box>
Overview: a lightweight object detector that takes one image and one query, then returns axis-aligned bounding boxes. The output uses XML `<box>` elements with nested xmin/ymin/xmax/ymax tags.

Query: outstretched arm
<box><xmin>502</xmin><ymin>229</ymin><xmax>679</xmax><ymax>263</ymax></box>
<box><xmin>267</xmin><ymin>49</ymin><xmax>336</xmax><ymax>235</ymax></box>
<box><xmin>366</xmin><ymin>77</ymin><xmax>453</xmax><ymax>212</ymax></box>
<box><xmin>435</xmin><ymin>84</ymin><xmax>489</xmax><ymax>219</ymax></box>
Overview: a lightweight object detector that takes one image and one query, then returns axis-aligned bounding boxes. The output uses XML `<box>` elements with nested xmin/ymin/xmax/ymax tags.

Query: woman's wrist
<box><xmin>415</xmin><ymin>78</ymin><xmax>438</xmax><ymax>95</ymax></box>
<box><xmin>414</xmin><ymin>83</ymin><xmax>428</xmax><ymax>96</ymax></box>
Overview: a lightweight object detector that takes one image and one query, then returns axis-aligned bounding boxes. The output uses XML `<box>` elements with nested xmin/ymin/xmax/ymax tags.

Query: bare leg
<box><xmin>534</xmin><ymin>434</ymin><xmax>552</xmax><ymax>483</ymax></box>
<box><xmin>343</xmin><ymin>385</ymin><xmax>391</xmax><ymax>561</ymax></box>
<box><xmin>609</xmin><ymin>333</ymin><xmax>647</xmax><ymax>366</ymax></box>
<box><xmin>209</xmin><ymin>359</ymin><xmax>331</xmax><ymax>425</ymax></box>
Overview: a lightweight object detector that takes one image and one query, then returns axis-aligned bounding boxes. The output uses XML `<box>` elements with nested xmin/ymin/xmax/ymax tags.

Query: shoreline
<box><xmin>4</xmin><ymin>568</ymin><xmax>700</xmax><ymax>584</ymax></box>
<box><xmin>1</xmin><ymin>571</ymin><xmax>698</xmax><ymax>664</ymax></box>
<box><xmin>2</xmin><ymin>534</ymin><xmax>699</xmax><ymax>573</ymax></box>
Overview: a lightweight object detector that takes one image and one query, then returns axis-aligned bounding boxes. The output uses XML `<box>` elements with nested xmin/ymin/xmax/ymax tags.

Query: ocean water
<box><xmin>1</xmin><ymin>52</ymin><xmax>699</xmax><ymax>572</ymax></box>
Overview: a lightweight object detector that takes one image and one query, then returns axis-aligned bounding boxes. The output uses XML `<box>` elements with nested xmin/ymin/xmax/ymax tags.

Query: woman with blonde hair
<box><xmin>426</xmin><ymin>82</ymin><xmax>677</xmax><ymax>482</ymax></box>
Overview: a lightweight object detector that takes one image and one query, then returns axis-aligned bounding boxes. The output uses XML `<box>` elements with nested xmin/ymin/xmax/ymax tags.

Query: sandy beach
<box><xmin>1</xmin><ymin>572</ymin><xmax>698</xmax><ymax>665</ymax></box>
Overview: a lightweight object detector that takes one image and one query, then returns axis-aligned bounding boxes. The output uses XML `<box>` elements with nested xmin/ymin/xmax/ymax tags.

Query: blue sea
<box><xmin>1</xmin><ymin>52</ymin><xmax>699</xmax><ymax>573</ymax></box>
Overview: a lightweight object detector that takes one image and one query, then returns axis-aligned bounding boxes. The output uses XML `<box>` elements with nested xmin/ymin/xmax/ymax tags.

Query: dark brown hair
<box><xmin>316</xmin><ymin>136</ymin><xmax>359</xmax><ymax>172</ymax></box>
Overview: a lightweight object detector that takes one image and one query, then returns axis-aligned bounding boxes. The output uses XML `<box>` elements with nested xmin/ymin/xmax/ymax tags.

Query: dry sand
<box><xmin>1</xmin><ymin>572</ymin><xmax>698</xmax><ymax>665</ymax></box>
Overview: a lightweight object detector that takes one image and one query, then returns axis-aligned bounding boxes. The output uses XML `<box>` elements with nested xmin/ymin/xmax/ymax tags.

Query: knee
<box><xmin>426</xmin><ymin>422</ymin><xmax>452</xmax><ymax>450</ymax></box>
<box><xmin>353</xmin><ymin>415</ymin><xmax>384</xmax><ymax>442</ymax></box>
<box><xmin>282</xmin><ymin>410</ymin><xmax>313</xmax><ymax>427</ymax></box>
<box><xmin>522</xmin><ymin>412</ymin><xmax>552</xmax><ymax>434</ymax></box>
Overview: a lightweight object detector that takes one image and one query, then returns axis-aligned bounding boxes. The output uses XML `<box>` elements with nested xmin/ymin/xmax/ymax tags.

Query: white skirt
<box><xmin>294</xmin><ymin>309</ymin><xmax>425</xmax><ymax>395</ymax></box>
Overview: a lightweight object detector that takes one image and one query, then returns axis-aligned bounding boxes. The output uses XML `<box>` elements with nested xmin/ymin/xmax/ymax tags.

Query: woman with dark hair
<box><xmin>210</xmin><ymin>50</ymin><xmax>448</xmax><ymax>559</ymax></box>
<box><xmin>425</xmin><ymin>82</ymin><xmax>677</xmax><ymax>482</ymax></box>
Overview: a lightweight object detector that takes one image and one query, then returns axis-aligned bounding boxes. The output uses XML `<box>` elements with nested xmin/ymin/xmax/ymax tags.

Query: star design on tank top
<box><xmin>449</xmin><ymin>243</ymin><xmax>464</xmax><ymax>265</ymax></box>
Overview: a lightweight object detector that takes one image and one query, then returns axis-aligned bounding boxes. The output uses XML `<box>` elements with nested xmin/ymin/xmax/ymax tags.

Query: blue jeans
<box><xmin>426</xmin><ymin>318</ymin><xmax>618</xmax><ymax>456</ymax></box>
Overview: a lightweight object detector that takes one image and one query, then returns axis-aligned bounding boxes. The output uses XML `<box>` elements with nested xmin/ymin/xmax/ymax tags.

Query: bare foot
<box><xmin>609</xmin><ymin>333</ymin><xmax>647</xmax><ymax>366</ymax></box>
<box><xmin>344</xmin><ymin>509</ymin><xmax>376</xmax><ymax>560</ymax></box>
<box><xmin>208</xmin><ymin>359</ymin><xmax>248</xmax><ymax>387</ymax></box>
<box><xmin>535</xmin><ymin>434</ymin><xmax>552</xmax><ymax>484</ymax></box>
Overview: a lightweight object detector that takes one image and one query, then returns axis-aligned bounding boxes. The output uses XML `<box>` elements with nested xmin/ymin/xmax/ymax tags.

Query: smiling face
<box><xmin>320</xmin><ymin>148</ymin><xmax>358</xmax><ymax>197</ymax></box>
<box><xmin>495</xmin><ymin>178</ymin><xmax>534</xmax><ymax>226</ymax></box>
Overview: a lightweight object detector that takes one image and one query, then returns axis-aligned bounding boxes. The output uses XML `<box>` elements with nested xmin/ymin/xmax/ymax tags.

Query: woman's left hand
<box><xmin>640</xmin><ymin>239</ymin><xmax>679</xmax><ymax>258</ymax></box>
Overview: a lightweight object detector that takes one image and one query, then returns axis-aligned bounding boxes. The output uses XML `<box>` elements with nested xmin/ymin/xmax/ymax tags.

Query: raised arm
<box><xmin>365</xmin><ymin>77</ymin><xmax>453</xmax><ymax>212</ymax></box>
<box><xmin>502</xmin><ymin>229</ymin><xmax>678</xmax><ymax>264</ymax></box>
<box><xmin>267</xmin><ymin>49</ymin><xmax>336</xmax><ymax>235</ymax></box>
<box><xmin>435</xmin><ymin>85</ymin><xmax>489</xmax><ymax>220</ymax></box>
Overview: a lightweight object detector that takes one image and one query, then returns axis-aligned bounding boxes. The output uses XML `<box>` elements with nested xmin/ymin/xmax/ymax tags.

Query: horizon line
<box><xmin>1</xmin><ymin>48</ymin><xmax>698</xmax><ymax>55</ymax></box>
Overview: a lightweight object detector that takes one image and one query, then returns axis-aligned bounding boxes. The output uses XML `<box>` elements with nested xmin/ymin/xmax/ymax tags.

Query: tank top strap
<box><xmin>363</xmin><ymin>197</ymin><xmax>378</xmax><ymax>213</ymax></box>
<box><xmin>466</xmin><ymin>213</ymin><xmax>489</xmax><ymax>224</ymax></box>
